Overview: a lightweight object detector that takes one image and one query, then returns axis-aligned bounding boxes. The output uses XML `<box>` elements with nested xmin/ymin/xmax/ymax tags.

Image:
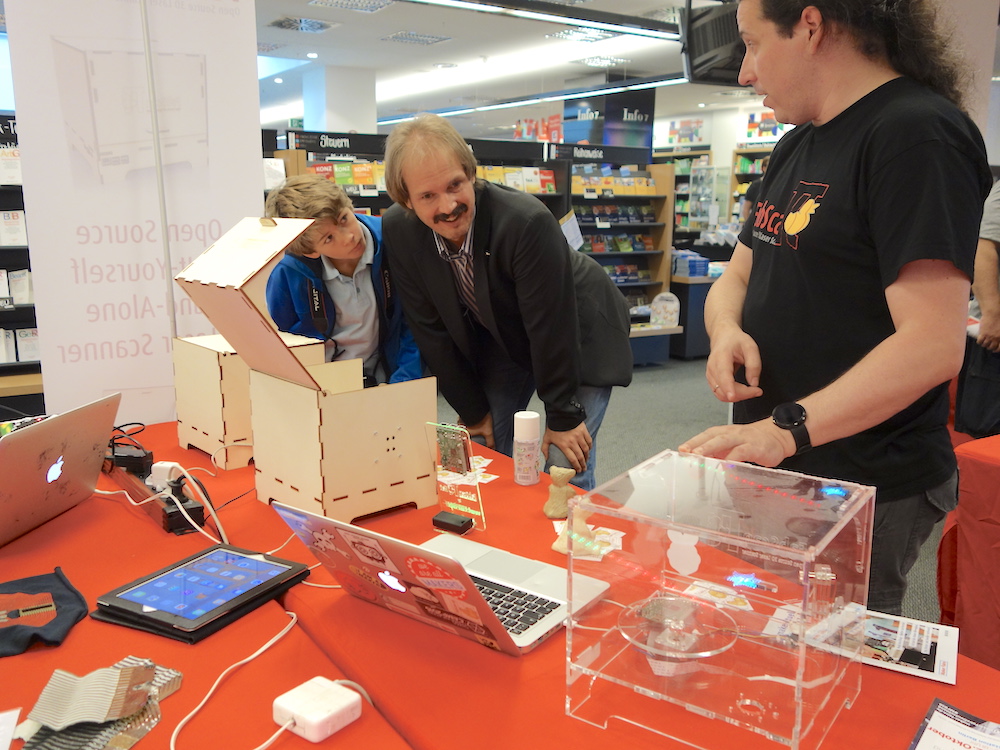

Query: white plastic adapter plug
<box><xmin>272</xmin><ymin>676</ymin><xmax>362</xmax><ymax>742</ymax></box>
<box><xmin>145</xmin><ymin>461</ymin><xmax>183</xmax><ymax>493</ymax></box>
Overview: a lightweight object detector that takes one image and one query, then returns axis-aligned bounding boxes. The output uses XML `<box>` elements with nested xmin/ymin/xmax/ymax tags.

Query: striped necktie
<box><xmin>452</xmin><ymin>250</ymin><xmax>479</xmax><ymax>318</ymax></box>
<box><xmin>433</xmin><ymin>224</ymin><xmax>480</xmax><ymax>321</ymax></box>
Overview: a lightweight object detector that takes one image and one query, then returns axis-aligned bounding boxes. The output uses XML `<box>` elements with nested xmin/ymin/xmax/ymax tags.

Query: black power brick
<box><xmin>112</xmin><ymin>444</ymin><xmax>154</xmax><ymax>479</ymax></box>
<box><xmin>159</xmin><ymin>493</ymin><xmax>206</xmax><ymax>535</ymax></box>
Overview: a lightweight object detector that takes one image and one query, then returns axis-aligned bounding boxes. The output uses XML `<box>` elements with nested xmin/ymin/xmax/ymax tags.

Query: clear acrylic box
<box><xmin>566</xmin><ymin>450</ymin><xmax>875</xmax><ymax>750</ymax></box>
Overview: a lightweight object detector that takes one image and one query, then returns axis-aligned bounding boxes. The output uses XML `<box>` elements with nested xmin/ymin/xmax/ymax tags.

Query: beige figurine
<box><xmin>542</xmin><ymin>466</ymin><xmax>577</xmax><ymax>519</ymax></box>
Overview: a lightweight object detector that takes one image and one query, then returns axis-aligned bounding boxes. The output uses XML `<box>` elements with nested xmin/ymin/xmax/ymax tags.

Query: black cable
<box><xmin>216</xmin><ymin>488</ymin><xmax>255</xmax><ymax>511</ymax></box>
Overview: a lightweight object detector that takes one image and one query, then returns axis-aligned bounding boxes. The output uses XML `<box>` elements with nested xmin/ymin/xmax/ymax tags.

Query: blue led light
<box><xmin>727</xmin><ymin>572</ymin><xmax>761</xmax><ymax>589</ymax></box>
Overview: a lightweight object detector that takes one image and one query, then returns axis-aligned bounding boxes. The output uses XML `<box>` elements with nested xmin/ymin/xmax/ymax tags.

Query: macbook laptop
<box><xmin>272</xmin><ymin>501</ymin><xmax>610</xmax><ymax>656</ymax></box>
<box><xmin>0</xmin><ymin>393</ymin><xmax>122</xmax><ymax>547</ymax></box>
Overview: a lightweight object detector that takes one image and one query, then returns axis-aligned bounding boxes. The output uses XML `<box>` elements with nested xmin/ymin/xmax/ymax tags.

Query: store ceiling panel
<box><xmin>255</xmin><ymin>0</ymin><xmax>762</xmax><ymax>135</ymax></box>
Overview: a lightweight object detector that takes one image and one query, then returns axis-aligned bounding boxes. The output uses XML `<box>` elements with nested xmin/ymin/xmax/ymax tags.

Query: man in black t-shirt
<box><xmin>680</xmin><ymin>0</ymin><xmax>992</xmax><ymax>615</ymax></box>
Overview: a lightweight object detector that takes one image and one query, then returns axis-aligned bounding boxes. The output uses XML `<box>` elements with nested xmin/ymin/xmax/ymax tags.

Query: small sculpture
<box><xmin>542</xmin><ymin>466</ymin><xmax>577</xmax><ymax>519</ymax></box>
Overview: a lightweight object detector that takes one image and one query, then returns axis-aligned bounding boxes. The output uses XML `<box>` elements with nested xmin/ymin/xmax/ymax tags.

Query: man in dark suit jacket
<box><xmin>381</xmin><ymin>114</ymin><xmax>632</xmax><ymax>490</ymax></box>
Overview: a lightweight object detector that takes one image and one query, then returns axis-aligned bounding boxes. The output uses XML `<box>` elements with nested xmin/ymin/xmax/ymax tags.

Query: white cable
<box><xmin>333</xmin><ymin>679</ymin><xmax>373</xmax><ymax>707</ymax></box>
<box><xmin>169</xmin><ymin>611</ymin><xmax>299</xmax><ymax>750</ymax></box>
<box><xmin>94</xmin><ymin>487</ymin><xmax>159</xmax><ymax>507</ymax></box>
<box><xmin>178</xmin><ymin>466</ymin><xmax>229</xmax><ymax>544</ymax></box>
<box><xmin>249</xmin><ymin>720</ymin><xmax>293</xmax><ymax>750</ymax></box>
<box><xmin>207</xmin><ymin>441</ymin><xmax>254</xmax><ymax>473</ymax></box>
<box><xmin>266</xmin><ymin>533</ymin><xmax>298</xmax><ymax>557</ymax></box>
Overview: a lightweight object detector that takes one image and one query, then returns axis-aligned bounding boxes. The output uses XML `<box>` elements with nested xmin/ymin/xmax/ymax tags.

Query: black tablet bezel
<box><xmin>94</xmin><ymin>544</ymin><xmax>309</xmax><ymax>633</ymax></box>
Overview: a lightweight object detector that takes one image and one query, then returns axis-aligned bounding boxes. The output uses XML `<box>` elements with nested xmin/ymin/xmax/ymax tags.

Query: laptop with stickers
<box><xmin>0</xmin><ymin>393</ymin><xmax>121</xmax><ymax>547</ymax></box>
<box><xmin>272</xmin><ymin>501</ymin><xmax>609</xmax><ymax>656</ymax></box>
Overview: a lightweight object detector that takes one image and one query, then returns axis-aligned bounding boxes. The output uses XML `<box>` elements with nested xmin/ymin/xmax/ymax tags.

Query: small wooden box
<box><xmin>172</xmin><ymin>332</ymin><xmax>323</xmax><ymax>469</ymax></box>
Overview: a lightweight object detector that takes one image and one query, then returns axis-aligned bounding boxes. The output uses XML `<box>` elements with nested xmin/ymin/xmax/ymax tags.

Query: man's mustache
<box><xmin>433</xmin><ymin>203</ymin><xmax>468</xmax><ymax>224</ymax></box>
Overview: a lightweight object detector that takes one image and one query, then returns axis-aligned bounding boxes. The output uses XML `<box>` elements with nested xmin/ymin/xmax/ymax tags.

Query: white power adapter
<box><xmin>272</xmin><ymin>676</ymin><xmax>362</xmax><ymax>742</ymax></box>
<box><xmin>145</xmin><ymin>461</ymin><xmax>182</xmax><ymax>493</ymax></box>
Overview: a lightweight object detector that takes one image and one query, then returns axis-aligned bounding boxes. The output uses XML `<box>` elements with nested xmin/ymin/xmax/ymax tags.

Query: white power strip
<box><xmin>272</xmin><ymin>677</ymin><xmax>362</xmax><ymax>742</ymax></box>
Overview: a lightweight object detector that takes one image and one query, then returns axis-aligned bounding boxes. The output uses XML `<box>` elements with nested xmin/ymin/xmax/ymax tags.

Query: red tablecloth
<box><xmin>0</xmin><ymin>428</ymin><xmax>410</xmax><ymax>750</ymax></box>
<box><xmin>939</xmin><ymin>434</ymin><xmax>1000</xmax><ymax>670</ymax></box>
<box><xmin>19</xmin><ymin>422</ymin><xmax>998</xmax><ymax>750</ymax></box>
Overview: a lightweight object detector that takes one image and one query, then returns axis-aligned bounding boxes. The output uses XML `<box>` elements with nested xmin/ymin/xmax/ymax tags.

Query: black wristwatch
<box><xmin>772</xmin><ymin>402</ymin><xmax>811</xmax><ymax>456</ymax></box>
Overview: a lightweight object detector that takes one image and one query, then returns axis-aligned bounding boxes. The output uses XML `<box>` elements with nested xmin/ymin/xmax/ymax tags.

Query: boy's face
<box><xmin>302</xmin><ymin>209</ymin><xmax>365</xmax><ymax>262</ymax></box>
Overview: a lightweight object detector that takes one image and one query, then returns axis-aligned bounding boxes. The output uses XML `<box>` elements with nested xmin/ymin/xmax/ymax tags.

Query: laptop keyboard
<box><xmin>470</xmin><ymin>575</ymin><xmax>561</xmax><ymax>635</ymax></box>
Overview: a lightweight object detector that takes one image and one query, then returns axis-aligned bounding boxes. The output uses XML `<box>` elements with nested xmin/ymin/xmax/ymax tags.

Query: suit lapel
<box><xmin>471</xmin><ymin>182</ymin><xmax>497</xmax><ymax>334</ymax></box>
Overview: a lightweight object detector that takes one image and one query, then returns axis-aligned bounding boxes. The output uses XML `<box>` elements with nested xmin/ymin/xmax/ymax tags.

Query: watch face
<box><xmin>773</xmin><ymin>402</ymin><xmax>806</xmax><ymax>428</ymax></box>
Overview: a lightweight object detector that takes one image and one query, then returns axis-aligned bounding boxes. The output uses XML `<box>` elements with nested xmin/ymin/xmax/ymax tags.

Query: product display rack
<box><xmin>730</xmin><ymin>145</ymin><xmax>773</xmax><ymax>220</ymax></box>
<box><xmin>555</xmin><ymin>146</ymin><xmax>681</xmax><ymax>355</ymax></box>
<box><xmin>652</xmin><ymin>147</ymin><xmax>711</xmax><ymax>247</ymax></box>
<box><xmin>274</xmin><ymin>131</ymin><xmax>393</xmax><ymax>216</ymax></box>
<box><xmin>275</xmin><ymin>131</ymin><xmax>569</xmax><ymax>218</ymax></box>
<box><xmin>0</xmin><ymin>112</ymin><xmax>43</xmax><ymax>414</ymax></box>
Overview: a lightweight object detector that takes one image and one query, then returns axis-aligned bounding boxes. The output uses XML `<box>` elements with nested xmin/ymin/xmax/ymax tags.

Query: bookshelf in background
<box><xmin>731</xmin><ymin>145</ymin><xmax>773</xmax><ymax>221</ymax></box>
<box><xmin>566</xmin><ymin>159</ymin><xmax>681</xmax><ymax>356</ymax></box>
<box><xmin>0</xmin><ymin>112</ymin><xmax>43</xmax><ymax>415</ymax></box>
<box><xmin>271</xmin><ymin>132</ymin><xmax>569</xmax><ymax>219</ymax></box>
<box><xmin>652</xmin><ymin>148</ymin><xmax>711</xmax><ymax>249</ymax></box>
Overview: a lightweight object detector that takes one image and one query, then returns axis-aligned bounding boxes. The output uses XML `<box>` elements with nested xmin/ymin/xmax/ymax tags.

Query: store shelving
<box><xmin>652</xmin><ymin>148</ymin><xmax>711</xmax><ymax>247</ymax></box>
<box><xmin>731</xmin><ymin>145</ymin><xmax>773</xmax><ymax>220</ymax></box>
<box><xmin>567</xmin><ymin>160</ymin><xmax>680</xmax><ymax>340</ymax></box>
<box><xmin>0</xmin><ymin>114</ymin><xmax>43</xmax><ymax>411</ymax></box>
<box><xmin>275</xmin><ymin>131</ymin><xmax>569</xmax><ymax>218</ymax></box>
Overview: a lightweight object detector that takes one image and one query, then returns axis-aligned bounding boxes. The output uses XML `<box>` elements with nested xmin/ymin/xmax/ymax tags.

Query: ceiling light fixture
<box><xmin>307</xmin><ymin>0</ymin><xmax>396</xmax><ymax>10</ymax></box>
<box><xmin>381</xmin><ymin>30</ymin><xmax>452</xmax><ymax>45</ymax></box>
<box><xmin>269</xmin><ymin>17</ymin><xmax>335</xmax><ymax>33</ymax></box>
<box><xmin>546</xmin><ymin>28</ymin><xmax>615</xmax><ymax>42</ymax></box>
<box><xmin>307</xmin><ymin>52</ymin><xmax>319</xmax><ymax>59</ymax></box>
<box><xmin>377</xmin><ymin>73</ymin><xmax>686</xmax><ymax>125</ymax></box>
<box><xmin>575</xmin><ymin>56</ymin><xmax>631</xmax><ymax>68</ymax></box>
<box><xmin>395</xmin><ymin>0</ymin><xmax>680</xmax><ymax>41</ymax></box>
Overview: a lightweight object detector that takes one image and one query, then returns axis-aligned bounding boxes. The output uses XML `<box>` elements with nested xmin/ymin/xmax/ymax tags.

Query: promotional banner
<box><xmin>563</xmin><ymin>88</ymin><xmax>654</xmax><ymax>149</ymax></box>
<box><xmin>743</xmin><ymin>110</ymin><xmax>793</xmax><ymax>143</ymax></box>
<box><xmin>603</xmin><ymin>88</ymin><xmax>654</xmax><ymax>149</ymax></box>
<box><xmin>5</xmin><ymin>0</ymin><xmax>263</xmax><ymax>422</ymax></box>
<box><xmin>660</xmin><ymin>116</ymin><xmax>711</xmax><ymax>149</ymax></box>
<box><xmin>563</xmin><ymin>97</ymin><xmax>604</xmax><ymax>146</ymax></box>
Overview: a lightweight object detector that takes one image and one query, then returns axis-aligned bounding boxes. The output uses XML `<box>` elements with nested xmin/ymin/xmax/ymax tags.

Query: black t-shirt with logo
<box><xmin>736</xmin><ymin>77</ymin><xmax>992</xmax><ymax>501</ymax></box>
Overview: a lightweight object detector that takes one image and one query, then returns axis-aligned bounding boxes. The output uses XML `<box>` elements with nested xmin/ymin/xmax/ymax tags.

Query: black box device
<box><xmin>432</xmin><ymin>510</ymin><xmax>475</xmax><ymax>535</ymax></box>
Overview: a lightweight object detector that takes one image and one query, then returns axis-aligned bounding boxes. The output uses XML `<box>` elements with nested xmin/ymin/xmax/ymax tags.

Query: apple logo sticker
<box><xmin>46</xmin><ymin>455</ymin><xmax>65</xmax><ymax>484</ymax></box>
<box><xmin>377</xmin><ymin>570</ymin><xmax>406</xmax><ymax>593</ymax></box>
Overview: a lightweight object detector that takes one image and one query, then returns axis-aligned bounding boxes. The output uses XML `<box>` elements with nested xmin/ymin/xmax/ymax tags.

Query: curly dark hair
<box><xmin>754</xmin><ymin>0</ymin><xmax>972</xmax><ymax>110</ymax></box>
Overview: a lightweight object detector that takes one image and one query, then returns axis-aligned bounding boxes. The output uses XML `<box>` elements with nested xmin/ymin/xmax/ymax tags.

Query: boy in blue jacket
<box><xmin>264</xmin><ymin>175</ymin><xmax>422</xmax><ymax>385</ymax></box>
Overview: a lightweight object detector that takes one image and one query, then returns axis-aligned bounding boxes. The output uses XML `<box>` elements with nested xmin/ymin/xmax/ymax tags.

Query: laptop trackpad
<box><xmin>471</xmin><ymin>550</ymin><xmax>544</xmax><ymax>584</ymax></box>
